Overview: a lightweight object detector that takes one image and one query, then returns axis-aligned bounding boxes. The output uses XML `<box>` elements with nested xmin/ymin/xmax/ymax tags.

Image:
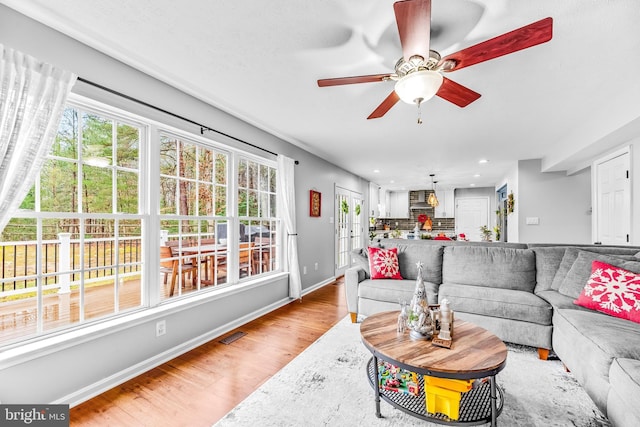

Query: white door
<box><xmin>455</xmin><ymin>197</ymin><xmax>490</xmax><ymax>241</ymax></box>
<box><xmin>595</xmin><ymin>149</ymin><xmax>631</xmax><ymax>245</ymax></box>
<box><xmin>335</xmin><ymin>186</ymin><xmax>364</xmax><ymax>277</ymax></box>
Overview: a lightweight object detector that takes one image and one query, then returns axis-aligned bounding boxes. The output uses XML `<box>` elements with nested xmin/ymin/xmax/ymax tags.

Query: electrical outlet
<box><xmin>303</xmin><ymin>266</ymin><xmax>307</xmax><ymax>275</ymax></box>
<box><xmin>314</xmin><ymin>262</ymin><xmax>318</xmax><ymax>270</ymax></box>
<box><xmin>156</xmin><ymin>320</ymin><xmax>166</xmax><ymax>337</ymax></box>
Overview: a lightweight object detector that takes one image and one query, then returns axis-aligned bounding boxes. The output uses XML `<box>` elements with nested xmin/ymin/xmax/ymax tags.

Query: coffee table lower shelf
<box><xmin>366</xmin><ymin>357</ymin><xmax>504</xmax><ymax>426</ymax></box>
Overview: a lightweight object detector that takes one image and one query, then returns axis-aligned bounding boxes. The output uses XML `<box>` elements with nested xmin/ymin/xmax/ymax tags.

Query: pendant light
<box><xmin>427</xmin><ymin>174</ymin><xmax>439</xmax><ymax>208</ymax></box>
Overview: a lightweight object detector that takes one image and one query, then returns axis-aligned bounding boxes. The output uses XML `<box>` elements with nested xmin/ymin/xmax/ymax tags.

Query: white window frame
<box><xmin>0</xmin><ymin>92</ymin><xmax>283</xmax><ymax>349</ymax></box>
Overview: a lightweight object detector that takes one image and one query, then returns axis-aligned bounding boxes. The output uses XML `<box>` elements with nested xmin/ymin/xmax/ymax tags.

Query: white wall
<box><xmin>0</xmin><ymin>4</ymin><xmax>367</xmax><ymax>405</ymax></box>
<box><xmin>517</xmin><ymin>159</ymin><xmax>592</xmax><ymax>244</ymax></box>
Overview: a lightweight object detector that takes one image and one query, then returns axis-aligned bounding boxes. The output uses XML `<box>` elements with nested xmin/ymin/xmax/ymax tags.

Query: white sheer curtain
<box><xmin>0</xmin><ymin>44</ymin><xmax>76</xmax><ymax>233</ymax></box>
<box><xmin>277</xmin><ymin>155</ymin><xmax>302</xmax><ymax>299</ymax></box>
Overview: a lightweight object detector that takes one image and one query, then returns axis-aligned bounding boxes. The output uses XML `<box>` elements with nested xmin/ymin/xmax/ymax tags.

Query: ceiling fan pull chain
<box><xmin>417</xmin><ymin>101</ymin><xmax>423</xmax><ymax>124</ymax></box>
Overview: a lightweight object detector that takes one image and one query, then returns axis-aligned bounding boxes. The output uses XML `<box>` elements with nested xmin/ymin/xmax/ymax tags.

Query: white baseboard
<box><xmin>59</xmin><ymin>276</ymin><xmax>337</xmax><ymax>407</ymax></box>
<box><xmin>301</xmin><ymin>277</ymin><xmax>336</xmax><ymax>297</ymax></box>
<box><xmin>59</xmin><ymin>297</ymin><xmax>290</xmax><ymax>407</ymax></box>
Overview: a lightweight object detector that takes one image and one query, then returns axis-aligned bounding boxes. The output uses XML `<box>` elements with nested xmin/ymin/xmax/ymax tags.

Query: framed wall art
<box><xmin>310</xmin><ymin>190</ymin><xmax>321</xmax><ymax>217</ymax></box>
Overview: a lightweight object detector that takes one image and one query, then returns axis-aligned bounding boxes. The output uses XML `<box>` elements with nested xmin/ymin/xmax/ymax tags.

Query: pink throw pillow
<box><xmin>367</xmin><ymin>246</ymin><xmax>403</xmax><ymax>280</ymax></box>
<box><xmin>574</xmin><ymin>260</ymin><xmax>640</xmax><ymax>324</ymax></box>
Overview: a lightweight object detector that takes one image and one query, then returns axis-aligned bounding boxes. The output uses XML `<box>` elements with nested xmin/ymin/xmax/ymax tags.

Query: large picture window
<box><xmin>0</xmin><ymin>97</ymin><xmax>281</xmax><ymax>348</ymax></box>
<box><xmin>0</xmin><ymin>104</ymin><xmax>144</xmax><ymax>347</ymax></box>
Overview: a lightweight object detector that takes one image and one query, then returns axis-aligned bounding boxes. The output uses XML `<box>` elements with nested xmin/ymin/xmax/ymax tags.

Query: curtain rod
<box><xmin>77</xmin><ymin>77</ymin><xmax>298</xmax><ymax>164</ymax></box>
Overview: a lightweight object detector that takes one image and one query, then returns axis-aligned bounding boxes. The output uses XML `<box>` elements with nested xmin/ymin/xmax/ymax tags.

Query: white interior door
<box><xmin>335</xmin><ymin>186</ymin><xmax>364</xmax><ymax>277</ymax></box>
<box><xmin>455</xmin><ymin>197</ymin><xmax>489</xmax><ymax>241</ymax></box>
<box><xmin>595</xmin><ymin>149</ymin><xmax>631</xmax><ymax>245</ymax></box>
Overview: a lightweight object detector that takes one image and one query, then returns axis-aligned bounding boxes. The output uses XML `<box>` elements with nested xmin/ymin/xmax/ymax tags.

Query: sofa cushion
<box><xmin>551</xmin><ymin>307</ymin><xmax>640</xmax><ymax>412</ymax></box>
<box><xmin>558</xmin><ymin>251</ymin><xmax>640</xmax><ymax>298</ymax></box>
<box><xmin>574</xmin><ymin>260</ymin><xmax>640</xmax><ymax>324</ymax></box>
<box><xmin>368</xmin><ymin>246</ymin><xmax>403</xmax><ymax>279</ymax></box>
<box><xmin>607</xmin><ymin>358</ymin><xmax>640</xmax><ymax>427</ymax></box>
<box><xmin>536</xmin><ymin>289</ymin><xmax>593</xmax><ymax>311</ymax></box>
<box><xmin>551</xmin><ymin>307</ymin><xmax>640</xmax><ymax>413</ymax></box>
<box><xmin>438</xmin><ymin>283</ymin><xmax>552</xmax><ymax>325</ymax></box>
<box><xmin>442</xmin><ymin>246</ymin><xmax>536</xmax><ymax>292</ymax></box>
<box><xmin>531</xmin><ymin>247</ymin><xmax>567</xmax><ymax>292</ymax></box>
<box><xmin>351</xmin><ymin>248</ymin><xmax>371</xmax><ymax>277</ymax></box>
<box><xmin>358</xmin><ymin>279</ymin><xmax>439</xmax><ymax>305</ymax></box>
<box><xmin>555</xmin><ymin>308</ymin><xmax>640</xmax><ymax>365</ymax></box>
<box><xmin>379</xmin><ymin>242</ymin><xmax>444</xmax><ymax>284</ymax></box>
<box><xmin>551</xmin><ymin>247</ymin><xmax>640</xmax><ymax>291</ymax></box>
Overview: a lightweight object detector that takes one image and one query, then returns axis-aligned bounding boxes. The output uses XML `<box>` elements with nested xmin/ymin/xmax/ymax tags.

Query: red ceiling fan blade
<box><xmin>394</xmin><ymin>0</ymin><xmax>432</xmax><ymax>61</ymax></box>
<box><xmin>436</xmin><ymin>77</ymin><xmax>481</xmax><ymax>107</ymax></box>
<box><xmin>317</xmin><ymin>74</ymin><xmax>392</xmax><ymax>87</ymax></box>
<box><xmin>440</xmin><ymin>17</ymin><xmax>553</xmax><ymax>72</ymax></box>
<box><xmin>367</xmin><ymin>91</ymin><xmax>400</xmax><ymax>119</ymax></box>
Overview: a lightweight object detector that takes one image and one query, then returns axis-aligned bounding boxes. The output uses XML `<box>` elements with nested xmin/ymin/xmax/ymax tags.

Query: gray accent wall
<box><xmin>517</xmin><ymin>159</ymin><xmax>592</xmax><ymax>244</ymax></box>
<box><xmin>0</xmin><ymin>5</ymin><xmax>367</xmax><ymax>405</ymax></box>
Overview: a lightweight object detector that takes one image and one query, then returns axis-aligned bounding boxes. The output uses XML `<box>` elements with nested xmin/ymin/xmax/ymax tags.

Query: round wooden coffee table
<box><xmin>360</xmin><ymin>311</ymin><xmax>508</xmax><ymax>426</ymax></box>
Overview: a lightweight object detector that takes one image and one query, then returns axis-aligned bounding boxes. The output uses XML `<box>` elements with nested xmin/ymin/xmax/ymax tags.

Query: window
<box><xmin>0</xmin><ymin>104</ymin><xmax>144</xmax><ymax>346</ymax></box>
<box><xmin>237</xmin><ymin>158</ymin><xmax>279</xmax><ymax>276</ymax></box>
<box><xmin>0</xmin><ymin>96</ymin><xmax>281</xmax><ymax>348</ymax></box>
<box><xmin>159</xmin><ymin>133</ymin><xmax>230</xmax><ymax>297</ymax></box>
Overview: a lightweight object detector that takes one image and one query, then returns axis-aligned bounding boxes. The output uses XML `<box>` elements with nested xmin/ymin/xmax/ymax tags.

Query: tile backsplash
<box><xmin>374</xmin><ymin>191</ymin><xmax>455</xmax><ymax>233</ymax></box>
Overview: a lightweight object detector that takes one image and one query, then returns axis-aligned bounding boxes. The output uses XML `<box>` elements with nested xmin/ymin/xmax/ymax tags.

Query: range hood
<box><xmin>410</xmin><ymin>191</ymin><xmax>431</xmax><ymax>210</ymax></box>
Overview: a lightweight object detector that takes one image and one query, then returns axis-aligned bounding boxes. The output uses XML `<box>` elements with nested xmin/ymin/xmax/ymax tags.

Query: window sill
<box><xmin>0</xmin><ymin>272</ymin><xmax>288</xmax><ymax>370</ymax></box>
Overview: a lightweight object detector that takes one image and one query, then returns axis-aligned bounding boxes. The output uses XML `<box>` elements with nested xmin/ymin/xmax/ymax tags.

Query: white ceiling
<box><xmin>4</xmin><ymin>0</ymin><xmax>640</xmax><ymax>191</ymax></box>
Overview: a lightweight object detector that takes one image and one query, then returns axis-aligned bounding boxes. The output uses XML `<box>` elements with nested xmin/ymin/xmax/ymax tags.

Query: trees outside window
<box><xmin>0</xmin><ymin>97</ymin><xmax>281</xmax><ymax>348</ymax></box>
<box><xmin>0</xmin><ymin>104</ymin><xmax>143</xmax><ymax>346</ymax></box>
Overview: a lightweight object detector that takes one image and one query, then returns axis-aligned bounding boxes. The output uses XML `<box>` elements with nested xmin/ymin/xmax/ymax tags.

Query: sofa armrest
<box><xmin>345</xmin><ymin>266</ymin><xmax>366</xmax><ymax>319</ymax></box>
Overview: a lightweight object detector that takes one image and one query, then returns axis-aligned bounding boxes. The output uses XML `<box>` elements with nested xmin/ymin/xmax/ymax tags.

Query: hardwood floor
<box><xmin>70</xmin><ymin>278</ymin><xmax>348</xmax><ymax>427</ymax></box>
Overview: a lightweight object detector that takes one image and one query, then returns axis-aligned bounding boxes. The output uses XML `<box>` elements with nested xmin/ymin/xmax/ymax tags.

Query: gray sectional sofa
<box><xmin>345</xmin><ymin>239</ymin><xmax>640</xmax><ymax>426</ymax></box>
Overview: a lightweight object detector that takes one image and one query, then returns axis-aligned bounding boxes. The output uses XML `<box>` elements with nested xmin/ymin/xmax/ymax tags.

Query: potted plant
<box><xmin>480</xmin><ymin>225</ymin><xmax>492</xmax><ymax>241</ymax></box>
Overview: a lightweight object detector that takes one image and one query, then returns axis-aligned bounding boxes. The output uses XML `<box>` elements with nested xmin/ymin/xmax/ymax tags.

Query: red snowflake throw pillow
<box><xmin>574</xmin><ymin>260</ymin><xmax>640</xmax><ymax>324</ymax></box>
<box><xmin>367</xmin><ymin>246</ymin><xmax>403</xmax><ymax>280</ymax></box>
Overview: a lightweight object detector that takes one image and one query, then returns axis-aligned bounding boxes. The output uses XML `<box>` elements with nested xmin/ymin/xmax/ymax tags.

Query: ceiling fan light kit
<box><xmin>317</xmin><ymin>0</ymin><xmax>553</xmax><ymax>121</ymax></box>
<box><xmin>394</xmin><ymin>70</ymin><xmax>443</xmax><ymax>105</ymax></box>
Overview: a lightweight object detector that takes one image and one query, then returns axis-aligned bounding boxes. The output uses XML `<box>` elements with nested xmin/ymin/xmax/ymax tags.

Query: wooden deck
<box><xmin>0</xmin><ymin>275</ymin><xmax>213</xmax><ymax>347</ymax></box>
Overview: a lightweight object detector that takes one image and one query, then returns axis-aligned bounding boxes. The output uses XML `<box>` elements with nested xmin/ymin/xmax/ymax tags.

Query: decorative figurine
<box><xmin>397</xmin><ymin>300</ymin><xmax>408</xmax><ymax>333</ymax></box>
<box><xmin>407</xmin><ymin>262</ymin><xmax>433</xmax><ymax>340</ymax></box>
<box><xmin>438</xmin><ymin>299</ymin><xmax>452</xmax><ymax>340</ymax></box>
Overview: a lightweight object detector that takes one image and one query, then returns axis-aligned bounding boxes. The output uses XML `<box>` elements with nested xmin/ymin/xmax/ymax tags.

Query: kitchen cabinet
<box><xmin>434</xmin><ymin>189</ymin><xmax>455</xmax><ymax>218</ymax></box>
<box><xmin>388</xmin><ymin>191</ymin><xmax>409</xmax><ymax>218</ymax></box>
<box><xmin>369</xmin><ymin>182</ymin><xmax>380</xmax><ymax>217</ymax></box>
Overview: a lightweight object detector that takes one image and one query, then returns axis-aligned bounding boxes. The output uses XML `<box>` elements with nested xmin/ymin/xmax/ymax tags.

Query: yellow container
<box><xmin>424</xmin><ymin>376</ymin><xmax>473</xmax><ymax>392</ymax></box>
<box><xmin>425</xmin><ymin>384</ymin><xmax>462</xmax><ymax>420</ymax></box>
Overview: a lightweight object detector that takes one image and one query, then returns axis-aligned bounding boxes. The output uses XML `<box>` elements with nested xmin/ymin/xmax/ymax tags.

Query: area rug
<box><xmin>213</xmin><ymin>316</ymin><xmax>611</xmax><ymax>427</ymax></box>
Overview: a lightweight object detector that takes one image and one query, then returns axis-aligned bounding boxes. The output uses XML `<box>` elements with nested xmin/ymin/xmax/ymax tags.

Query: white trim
<box><xmin>301</xmin><ymin>277</ymin><xmax>336</xmax><ymax>297</ymax></box>
<box><xmin>591</xmin><ymin>145</ymin><xmax>632</xmax><ymax>244</ymax></box>
<box><xmin>0</xmin><ymin>273</ymin><xmax>288</xmax><ymax>370</ymax></box>
<box><xmin>61</xmin><ymin>293</ymin><xmax>291</xmax><ymax>406</ymax></box>
<box><xmin>54</xmin><ymin>274</ymin><xmax>333</xmax><ymax>407</ymax></box>
<box><xmin>1</xmin><ymin>90</ymin><xmax>286</xmax><ymax>351</ymax></box>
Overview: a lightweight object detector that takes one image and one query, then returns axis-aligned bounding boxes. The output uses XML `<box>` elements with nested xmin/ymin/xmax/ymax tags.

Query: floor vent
<box><xmin>219</xmin><ymin>331</ymin><xmax>247</xmax><ymax>345</ymax></box>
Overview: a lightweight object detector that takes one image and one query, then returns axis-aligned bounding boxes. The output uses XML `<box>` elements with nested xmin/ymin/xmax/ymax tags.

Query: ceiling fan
<box><xmin>317</xmin><ymin>0</ymin><xmax>553</xmax><ymax>122</ymax></box>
